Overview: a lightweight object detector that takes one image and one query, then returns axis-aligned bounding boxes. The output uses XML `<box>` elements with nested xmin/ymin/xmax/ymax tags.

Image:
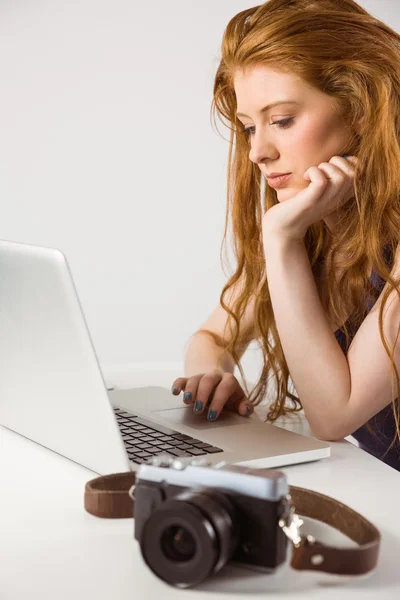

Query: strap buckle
<box><xmin>128</xmin><ymin>484</ymin><xmax>136</xmax><ymax>501</ymax></box>
<box><xmin>278</xmin><ymin>504</ymin><xmax>305</xmax><ymax>548</ymax></box>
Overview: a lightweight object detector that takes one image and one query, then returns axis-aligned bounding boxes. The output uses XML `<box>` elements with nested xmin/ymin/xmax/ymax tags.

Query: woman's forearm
<box><xmin>263</xmin><ymin>234</ymin><xmax>351</xmax><ymax>439</ymax></box>
<box><xmin>183</xmin><ymin>331</ymin><xmax>236</xmax><ymax>378</ymax></box>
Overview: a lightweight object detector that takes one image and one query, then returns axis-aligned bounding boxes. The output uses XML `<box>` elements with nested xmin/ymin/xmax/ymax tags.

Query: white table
<box><xmin>1</xmin><ymin>378</ymin><xmax>400</xmax><ymax>600</ymax></box>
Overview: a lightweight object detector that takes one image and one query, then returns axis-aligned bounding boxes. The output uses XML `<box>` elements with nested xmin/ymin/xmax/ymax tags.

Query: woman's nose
<box><xmin>248</xmin><ymin>136</ymin><xmax>274</xmax><ymax>165</ymax></box>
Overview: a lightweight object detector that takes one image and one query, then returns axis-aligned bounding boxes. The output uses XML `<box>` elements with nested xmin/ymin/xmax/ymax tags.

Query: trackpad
<box><xmin>151</xmin><ymin>405</ymin><xmax>250</xmax><ymax>430</ymax></box>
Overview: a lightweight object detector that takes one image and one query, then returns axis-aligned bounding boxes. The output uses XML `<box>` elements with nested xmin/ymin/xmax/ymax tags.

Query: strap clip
<box><xmin>128</xmin><ymin>484</ymin><xmax>136</xmax><ymax>501</ymax></box>
<box><xmin>278</xmin><ymin>504</ymin><xmax>305</xmax><ymax>548</ymax></box>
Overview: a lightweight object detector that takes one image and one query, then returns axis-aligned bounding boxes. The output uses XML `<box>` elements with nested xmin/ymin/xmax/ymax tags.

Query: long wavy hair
<box><xmin>202</xmin><ymin>0</ymin><xmax>400</xmax><ymax>455</ymax></box>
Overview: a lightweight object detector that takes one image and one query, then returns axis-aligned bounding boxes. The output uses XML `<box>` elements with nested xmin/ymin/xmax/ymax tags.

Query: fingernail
<box><xmin>172</xmin><ymin>386</ymin><xmax>179</xmax><ymax>394</ymax></box>
<box><xmin>208</xmin><ymin>409</ymin><xmax>217</xmax><ymax>421</ymax></box>
<box><xmin>245</xmin><ymin>405</ymin><xmax>252</xmax><ymax>416</ymax></box>
<box><xmin>184</xmin><ymin>392</ymin><xmax>192</xmax><ymax>402</ymax></box>
<box><xmin>342</xmin><ymin>154</ymin><xmax>349</xmax><ymax>159</ymax></box>
<box><xmin>194</xmin><ymin>400</ymin><xmax>203</xmax><ymax>412</ymax></box>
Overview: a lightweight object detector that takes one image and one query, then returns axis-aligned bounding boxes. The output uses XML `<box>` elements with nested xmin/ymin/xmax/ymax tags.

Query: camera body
<box><xmin>133</xmin><ymin>454</ymin><xmax>292</xmax><ymax>588</ymax></box>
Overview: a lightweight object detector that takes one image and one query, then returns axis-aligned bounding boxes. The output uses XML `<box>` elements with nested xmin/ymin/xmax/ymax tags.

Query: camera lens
<box><xmin>139</xmin><ymin>488</ymin><xmax>239</xmax><ymax>588</ymax></box>
<box><xmin>160</xmin><ymin>525</ymin><xmax>196</xmax><ymax>562</ymax></box>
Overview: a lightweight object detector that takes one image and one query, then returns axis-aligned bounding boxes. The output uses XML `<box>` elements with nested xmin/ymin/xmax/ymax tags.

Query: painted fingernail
<box><xmin>245</xmin><ymin>405</ymin><xmax>251</xmax><ymax>416</ymax></box>
<box><xmin>208</xmin><ymin>409</ymin><xmax>217</xmax><ymax>421</ymax></box>
<box><xmin>342</xmin><ymin>154</ymin><xmax>349</xmax><ymax>159</ymax></box>
<box><xmin>172</xmin><ymin>386</ymin><xmax>179</xmax><ymax>394</ymax></box>
<box><xmin>184</xmin><ymin>392</ymin><xmax>192</xmax><ymax>402</ymax></box>
<box><xmin>194</xmin><ymin>400</ymin><xmax>203</xmax><ymax>412</ymax></box>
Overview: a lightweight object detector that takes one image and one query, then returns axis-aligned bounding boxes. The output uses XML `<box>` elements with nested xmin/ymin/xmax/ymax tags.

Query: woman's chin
<box><xmin>276</xmin><ymin>190</ymin><xmax>291</xmax><ymax>202</ymax></box>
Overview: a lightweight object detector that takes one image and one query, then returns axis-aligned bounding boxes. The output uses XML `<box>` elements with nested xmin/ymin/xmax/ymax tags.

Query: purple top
<box><xmin>333</xmin><ymin>245</ymin><xmax>400</xmax><ymax>471</ymax></box>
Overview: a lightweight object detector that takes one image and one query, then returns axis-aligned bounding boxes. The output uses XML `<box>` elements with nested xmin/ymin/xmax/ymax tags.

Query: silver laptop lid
<box><xmin>0</xmin><ymin>239</ymin><xmax>130</xmax><ymax>475</ymax></box>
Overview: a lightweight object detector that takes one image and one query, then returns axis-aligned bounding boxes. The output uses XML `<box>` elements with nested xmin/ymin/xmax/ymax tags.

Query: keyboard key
<box><xmin>147</xmin><ymin>439</ymin><xmax>163</xmax><ymax>446</ymax></box>
<box><xmin>130</xmin><ymin>416</ymin><xmax>178</xmax><ymax>436</ymax></box>
<box><xmin>125</xmin><ymin>436</ymin><xmax>144</xmax><ymax>443</ymax></box>
<box><xmin>135</xmin><ymin>442</ymin><xmax>153</xmax><ymax>450</ymax></box>
<box><xmin>203</xmin><ymin>446</ymin><xmax>223</xmax><ymax>454</ymax></box>
<box><xmin>144</xmin><ymin>447</ymin><xmax>166</xmax><ymax>454</ymax></box>
<box><xmin>158</xmin><ymin>443</ymin><xmax>174</xmax><ymax>450</ymax></box>
<box><xmin>158</xmin><ymin>435</ymin><xmax>176</xmax><ymax>442</ymax></box>
<box><xmin>166</xmin><ymin>449</ymin><xmax>192</xmax><ymax>457</ymax></box>
<box><xmin>175</xmin><ymin>444</ymin><xmax>192</xmax><ymax>451</ymax></box>
<box><xmin>167</xmin><ymin>439</ymin><xmax>188</xmax><ymax>446</ymax></box>
<box><xmin>172</xmin><ymin>434</ymin><xmax>193</xmax><ymax>441</ymax></box>
<box><xmin>150</xmin><ymin>450</ymin><xmax>176</xmax><ymax>458</ymax></box>
<box><xmin>129</xmin><ymin>432</ymin><xmax>148</xmax><ymax>439</ymax></box>
<box><xmin>125</xmin><ymin>435</ymin><xmax>142</xmax><ymax>442</ymax></box>
<box><xmin>126</xmin><ymin>438</ymin><xmax>146</xmax><ymax>445</ymax></box>
<box><xmin>127</xmin><ymin>429</ymin><xmax>147</xmax><ymax>435</ymax></box>
<box><xmin>186</xmin><ymin>448</ymin><xmax>208</xmax><ymax>456</ymax></box>
<box><xmin>189</xmin><ymin>441</ymin><xmax>214</xmax><ymax>448</ymax></box>
<box><xmin>134</xmin><ymin>451</ymin><xmax>153</xmax><ymax>459</ymax></box>
<box><xmin>125</xmin><ymin>445</ymin><xmax>143</xmax><ymax>453</ymax></box>
<box><xmin>118</xmin><ymin>411</ymin><xmax>138</xmax><ymax>418</ymax></box>
<box><xmin>134</xmin><ymin>435</ymin><xmax>157</xmax><ymax>443</ymax></box>
<box><xmin>135</xmin><ymin>427</ymin><xmax>156</xmax><ymax>435</ymax></box>
<box><xmin>147</xmin><ymin>432</ymin><xmax>165</xmax><ymax>438</ymax></box>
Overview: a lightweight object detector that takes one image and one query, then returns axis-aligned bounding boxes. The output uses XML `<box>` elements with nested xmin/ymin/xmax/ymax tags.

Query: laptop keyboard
<box><xmin>113</xmin><ymin>407</ymin><xmax>223</xmax><ymax>465</ymax></box>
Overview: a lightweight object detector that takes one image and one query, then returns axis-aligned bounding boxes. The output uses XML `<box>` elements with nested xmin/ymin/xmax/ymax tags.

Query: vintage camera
<box><xmin>132</xmin><ymin>454</ymin><xmax>294</xmax><ymax>588</ymax></box>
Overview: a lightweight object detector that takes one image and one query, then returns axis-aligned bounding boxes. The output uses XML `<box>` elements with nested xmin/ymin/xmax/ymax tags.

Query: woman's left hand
<box><xmin>262</xmin><ymin>155</ymin><xmax>358</xmax><ymax>243</ymax></box>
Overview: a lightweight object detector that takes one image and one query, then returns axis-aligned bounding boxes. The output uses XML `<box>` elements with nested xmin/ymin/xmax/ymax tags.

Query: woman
<box><xmin>171</xmin><ymin>0</ymin><xmax>400</xmax><ymax>471</ymax></box>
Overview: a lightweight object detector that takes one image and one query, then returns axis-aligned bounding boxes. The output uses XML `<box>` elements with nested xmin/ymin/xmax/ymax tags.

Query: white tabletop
<box><xmin>1</xmin><ymin>381</ymin><xmax>400</xmax><ymax>600</ymax></box>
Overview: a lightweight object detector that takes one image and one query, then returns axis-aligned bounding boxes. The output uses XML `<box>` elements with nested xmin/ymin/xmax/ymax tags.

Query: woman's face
<box><xmin>234</xmin><ymin>65</ymin><xmax>354</xmax><ymax>204</ymax></box>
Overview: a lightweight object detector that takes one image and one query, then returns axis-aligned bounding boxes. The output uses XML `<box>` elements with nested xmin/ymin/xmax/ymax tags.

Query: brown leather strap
<box><xmin>84</xmin><ymin>472</ymin><xmax>380</xmax><ymax>576</ymax></box>
<box><xmin>289</xmin><ymin>486</ymin><xmax>380</xmax><ymax>575</ymax></box>
<box><xmin>84</xmin><ymin>472</ymin><xmax>137</xmax><ymax>519</ymax></box>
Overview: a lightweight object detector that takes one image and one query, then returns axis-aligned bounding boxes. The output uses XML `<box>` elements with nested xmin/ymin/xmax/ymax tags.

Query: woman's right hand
<box><xmin>171</xmin><ymin>369</ymin><xmax>254</xmax><ymax>421</ymax></box>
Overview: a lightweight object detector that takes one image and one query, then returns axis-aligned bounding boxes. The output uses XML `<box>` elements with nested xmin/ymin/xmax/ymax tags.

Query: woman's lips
<box><xmin>266</xmin><ymin>173</ymin><xmax>292</xmax><ymax>188</ymax></box>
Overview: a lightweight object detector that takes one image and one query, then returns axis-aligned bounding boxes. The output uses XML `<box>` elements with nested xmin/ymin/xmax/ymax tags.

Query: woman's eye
<box><xmin>243</xmin><ymin>117</ymin><xmax>294</xmax><ymax>136</ymax></box>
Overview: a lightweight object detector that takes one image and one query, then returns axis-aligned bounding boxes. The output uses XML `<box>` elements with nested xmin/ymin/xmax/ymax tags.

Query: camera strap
<box><xmin>84</xmin><ymin>471</ymin><xmax>380</xmax><ymax>576</ymax></box>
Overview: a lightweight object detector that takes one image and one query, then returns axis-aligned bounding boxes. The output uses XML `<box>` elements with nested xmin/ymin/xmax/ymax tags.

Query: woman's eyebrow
<box><xmin>236</xmin><ymin>100</ymin><xmax>300</xmax><ymax>118</ymax></box>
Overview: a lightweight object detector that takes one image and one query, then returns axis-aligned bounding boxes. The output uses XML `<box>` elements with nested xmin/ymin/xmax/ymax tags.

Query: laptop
<box><xmin>0</xmin><ymin>239</ymin><xmax>330</xmax><ymax>475</ymax></box>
